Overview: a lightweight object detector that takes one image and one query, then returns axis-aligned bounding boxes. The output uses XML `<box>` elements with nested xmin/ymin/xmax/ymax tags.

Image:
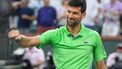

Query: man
<box><xmin>8</xmin><ymin>0</ymin><xmax>107</xmax><ymax>69</ymax></box>
<box><xmin>82</xmin><ymin>0</ymin><xmax>99</xmax><ymax>28</ymax></box>
<box><xmin>12</xmin><ymin>0</ymin><xmax>35</xmax><ymax>34</ymax></box>
<box><xmin>37</xmin><ymin>0</ymin><xmax>57</xmax><ymax>34</ymax></box>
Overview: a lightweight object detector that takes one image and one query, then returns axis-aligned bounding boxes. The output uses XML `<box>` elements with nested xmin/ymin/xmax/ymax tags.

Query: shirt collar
<box><xmin>63</xmin><ymin>24</ymin><xmax>86</xmax><ymax>37</ymax></box>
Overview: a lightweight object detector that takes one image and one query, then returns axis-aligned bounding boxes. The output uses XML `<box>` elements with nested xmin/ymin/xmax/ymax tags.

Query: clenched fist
<box><xmin>8</xmin><ymin>30</ymin><xmax>22</xmax><ymax>40</ymax></box>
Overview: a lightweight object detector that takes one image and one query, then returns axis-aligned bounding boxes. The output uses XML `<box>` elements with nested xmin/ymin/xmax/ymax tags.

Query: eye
<box><xmin>73</xmin><ymin>12</ymin><xmax>78</xmax><ymax>15</ymax></box>
<box><xmin>67</xmin><ymin>10</ymin><xmax>71</xmax><ymax>13</ymax></box>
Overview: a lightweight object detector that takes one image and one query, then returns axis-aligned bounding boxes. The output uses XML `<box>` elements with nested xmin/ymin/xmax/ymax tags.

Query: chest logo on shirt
<box><xmin>84</xmin><ymin>41</ymin><xmax>88</xmax><ymax>44</ymax></box>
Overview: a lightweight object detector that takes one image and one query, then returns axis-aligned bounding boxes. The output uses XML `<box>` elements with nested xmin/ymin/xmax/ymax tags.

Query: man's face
<box><xmin>44</xmin><ymin>0</ymin><xmax>49</xmax><ymax>7</ymax></box>
<box><xmin>21</xmin><ymin>0</ymin><xmax>29</xmax><ymax>7</ymax></box>
<box><xmin>66</xmin><ymin>6</ymin><xmax>85</xmax><ymax>27</ymax></box>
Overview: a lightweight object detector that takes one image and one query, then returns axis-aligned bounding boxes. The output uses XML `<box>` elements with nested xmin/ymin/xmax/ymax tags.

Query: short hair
<box><xmin>68</xmin><ymin>0</ymin><xmax>87</xmax><ymax>13</ymax></box>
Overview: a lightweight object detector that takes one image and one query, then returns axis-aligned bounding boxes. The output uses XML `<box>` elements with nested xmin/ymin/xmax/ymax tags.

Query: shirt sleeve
<box><xmin>36</xmin><ymin>30</ymin><xmax>56</xmax><ymax>49</ymax></box>
<box><xmin>93</xmin><ymin>33</ymin><xmax>107</xmax><ymax>61</ymax></box>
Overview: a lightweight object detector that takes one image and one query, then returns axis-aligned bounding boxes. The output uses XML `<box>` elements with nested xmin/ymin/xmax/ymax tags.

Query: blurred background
<box><xmin>0</xmin><ymin>0</ymin><xmax>122</xmax><ymax>69</ymax></box>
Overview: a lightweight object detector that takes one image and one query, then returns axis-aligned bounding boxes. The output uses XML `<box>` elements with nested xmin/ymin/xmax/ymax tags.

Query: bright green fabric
<box><xmin>36</xmin><ymin>24</ymin><xmax>107</xmax><ymax>69</ymax></box>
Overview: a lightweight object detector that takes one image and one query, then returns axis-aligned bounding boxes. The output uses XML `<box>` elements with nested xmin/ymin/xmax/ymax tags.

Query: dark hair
<box><xmin>68</xmin><ymin>0</ymin><xmax>87</xmax><ymax>13</ymax></box>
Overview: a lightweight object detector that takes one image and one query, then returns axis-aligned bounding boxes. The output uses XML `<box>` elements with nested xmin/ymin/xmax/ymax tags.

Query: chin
<box><xmin>67</xmin><ymin>23</ymin><xmax>78</xmax><ymax>27</ymax></box>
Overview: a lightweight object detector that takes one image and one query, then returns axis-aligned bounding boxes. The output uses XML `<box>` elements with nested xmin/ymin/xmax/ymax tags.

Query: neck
<box><xmin>67</xmin><ymin>24</ymin><xmax>81</xmax><ymax>36</ymax></box>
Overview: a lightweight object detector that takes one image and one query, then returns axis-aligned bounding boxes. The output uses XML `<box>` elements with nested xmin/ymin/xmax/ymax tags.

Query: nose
<box><xmin>68</xmin><ymin>13</ymin><xmax>73</xmax><ymax>19</ymax></box>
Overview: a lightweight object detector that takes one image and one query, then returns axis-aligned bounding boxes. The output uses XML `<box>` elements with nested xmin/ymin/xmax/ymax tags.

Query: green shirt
<box><xmin>36</xmin><ymin>24</ymin><xmax>107</xmax><ymax>69</ymax></box>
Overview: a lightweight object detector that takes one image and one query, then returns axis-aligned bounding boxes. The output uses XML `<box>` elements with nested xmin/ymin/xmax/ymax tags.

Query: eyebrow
<box><xmin>67</xmin><ymin>10</ymin><xmax>79</xmax><ymax>14</ymax></box>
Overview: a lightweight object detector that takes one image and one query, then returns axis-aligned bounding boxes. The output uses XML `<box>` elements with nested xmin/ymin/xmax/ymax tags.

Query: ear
<box><xmin>82</xmin><ymin>12</ymin><xmax>86</xmax><ymax>17</ymax></box>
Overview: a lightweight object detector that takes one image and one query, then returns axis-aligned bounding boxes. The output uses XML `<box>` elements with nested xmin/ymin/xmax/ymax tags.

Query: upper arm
<box><xmin>96</xmin><ymin>60</ymin><xmax>107</xmax><ymax>69</ymax></box>
<box><xmin>93</xmin><ymin>33</ymin><xmax>107</xmax><ymax>69</ymax></box>
<box><xmin>36</xmin><ymin>30</ymin><xmax>57</xmax><ymax>48</ymax></box>
<box><xmin>94</xmin><ymin>33</ymin><xmax>107</xmax><ymax>61</ymax></box>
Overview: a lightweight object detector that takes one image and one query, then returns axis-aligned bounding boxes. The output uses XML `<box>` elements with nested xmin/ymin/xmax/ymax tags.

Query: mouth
<box><xmin>67</xmin><ymin>19</ymin><xmax>76</xmax><ymax>26</ymax></box>
<box><xmin>68</xmin><ymin>19</ymin><xmax>75</xmax><ymax>22</ymax></box>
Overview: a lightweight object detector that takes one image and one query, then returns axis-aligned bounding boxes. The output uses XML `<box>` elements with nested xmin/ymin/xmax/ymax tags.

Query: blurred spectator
<box><xmin>102</xmin><ymin>0</ymin><xmax>122</xmax><ymax>36</ymax></box>
<box><xmin>82</xmin><ymin>0</ymin><xmax>99</xmax><ymax>29</ymax></box>
<box><xmin>12</xmin><ymin>0</ymin><xmax>35</xmax><ymax>34</ymax></box>
<box><xmin>23</xmin><ymin>47</ymin><xmax>45</xmax><ymax>69</ymax></box>
<box><xmin>56</xmin><ymin>0</ymin><xmax>68</xmax><ymax>27</ymax></box>
<box><xmin>9</xmin><ymin>0</ymin><xmax>20</xmax><ymax>29</ymax></box>
<box><xmin>28</xmin><ymin>0</ymin><xmax>43</xmax><ymax>17</ymax></box>
<box><xmin>28</xmin><ymin>0</ymin><xmax>43</xmax><ymax>12</ymax></box>
<box><xmin>93</xmin><ymin>0</ymin><xmax>105</xmax><ymax>34</ymax></box>
<box><xmin>6</xmin><ymin>47</ymin><xmax>45</xmax><ymax>69</ymax></box>
<box><xmin>5</xmin><ymin>47</ymin><xmax>27</xmax><ymax>69</ymax></box>
<box><xmin>49</xmin><ymin>0</ymin><xmax>62</xmax><ymax>10</ymax></box>
<box><xmin>28</xmin><ymin>0</ymin><xmax>43</xmax><ymax>33</ymax></box>
<box><xmin>37</xmin><ymin>0</ymin><xmax>57</xmax><ymax>34</ymax></box>
<box><xmin>82</xmin><ymin>0</ymin><xmax>108</xmax><ymax>33</ymax></box>
<box><xmin>106</xmin><ymin>43</ymin><xmax>122</xmax><ymax>69</ymax></box>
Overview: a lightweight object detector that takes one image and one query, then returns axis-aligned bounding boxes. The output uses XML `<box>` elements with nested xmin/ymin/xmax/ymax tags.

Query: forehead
<box><xmin>67</xmin><ymin>6</ymin><xmax>81</xmax><ymax>12</ymax></box>
<box><xmin>21</xmin><ymin>0</ymin><xmax>29</xmax><ymax>3</ymax></box>
<box><xmin>44</xmin><ymin>0</ymin><xmax>49</xmax><ymax>2</ymax></box>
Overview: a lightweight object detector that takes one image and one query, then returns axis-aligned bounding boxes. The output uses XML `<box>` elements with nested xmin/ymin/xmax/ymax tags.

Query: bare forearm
<box><xmin>96</xmin><ymin>60</ymin><xmax>108</xmax><ymax>69</ymax></box>
<box><xmin>96</xmin><ymin>64</ymin><xmax>107</xmax><ymax>69</ymax></box>
<box><xmin>8</xmin><ymin>30</ymin><xmax>40</xmax><ymax>47</ymax></box>
<box><xmin>16</xmin><ymin>35</ymin><xmax>33</xmax><ymax>47</ymax></box>
<box><xmin>16</xmin><ymin>35</ymin><xmax>40</xmax><ymax>48</ymax></box>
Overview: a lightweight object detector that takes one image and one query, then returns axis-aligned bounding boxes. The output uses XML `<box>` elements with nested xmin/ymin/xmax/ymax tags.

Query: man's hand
<box><xmin>21</xmin><ymin>14</ymin><xmax>35</xmax><ymax>21</ymax></box>
<box><xmin>8</xmin><ymin>30</ymin><xmax>21</xmax><ymax>40</ymax></box>
<box><xmin>21</xmin><ymin>14</ymin><xmax>29</xmax><ymax>20</ymax></box>
<box><xmin>8</xmin><ymin>29</ymin><xmax>40</xmax><ymax>47</ymax></box>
